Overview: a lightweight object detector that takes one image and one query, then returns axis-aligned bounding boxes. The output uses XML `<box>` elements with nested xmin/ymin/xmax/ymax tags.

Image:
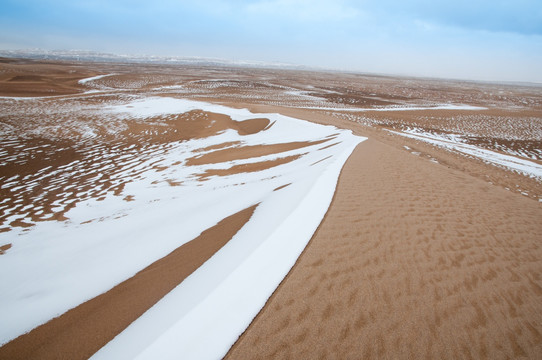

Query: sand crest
<box><xmin>227</xmin><ymin>139</ymin><xmax>542</xmax><ymax>359</ymax></box>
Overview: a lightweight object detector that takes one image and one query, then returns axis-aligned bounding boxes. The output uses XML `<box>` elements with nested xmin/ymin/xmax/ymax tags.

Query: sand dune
<box><xmin>227</xmin><ymin>139</ymin><xmax>542</xmax><ymax>359</ymax></box>
<box><xmin>0</xmin><ymin>58</ymin><xmax>541</xmax><ymax>359</ymax></box>
<box><xmin>0</xmin><ymin>57</ymin><xmax>96</xmax><ymax>97</ymax></box>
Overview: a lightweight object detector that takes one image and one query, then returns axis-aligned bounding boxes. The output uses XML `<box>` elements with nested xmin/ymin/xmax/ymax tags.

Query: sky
<box><xmin>1</xmin><ymin>0</ymin><xmax>542</xmax><ymax>83</ymax></box>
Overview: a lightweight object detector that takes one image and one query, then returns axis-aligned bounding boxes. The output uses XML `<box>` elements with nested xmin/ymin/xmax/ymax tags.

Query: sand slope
<box><xmin>227</xmin><ymin>139</ymin><xmax>542</xmax><ymax>359</ymax></box>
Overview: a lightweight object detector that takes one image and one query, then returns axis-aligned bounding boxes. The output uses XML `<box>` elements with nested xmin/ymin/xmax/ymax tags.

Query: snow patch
<box><xmin>78</xmin><ymin>74</ymin><xmax>116</xmax><ymax>85</ymax></box>
<box><xmin>388</xmin><ymin>128</ymin><xmax>542</xmax><ymax>181</ymax></box>
<box><xmin>294</xmin><ymin>104</ymin><xmax>487</xmax><ymax>112</ymax></box>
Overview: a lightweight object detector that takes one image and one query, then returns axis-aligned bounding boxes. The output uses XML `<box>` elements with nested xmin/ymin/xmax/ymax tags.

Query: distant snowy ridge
<box><xmin>294</xmin><ymin>104</ymin><xmax>487</xmax><ymax>112</ymax></box>
<box><xmin>78</xmin><ymin>73</ymin><xmax>116</xmax><ymax>84</ymax></box>
<box><xmin>0</xmin><ymin>49</ymin><xmax>311</xmax><ymax>70</ymax></box>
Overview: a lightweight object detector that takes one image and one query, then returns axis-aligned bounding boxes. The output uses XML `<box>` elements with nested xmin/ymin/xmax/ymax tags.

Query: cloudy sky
<box><xmin>1</xmin><ymin>0</ymin><xmax>541</xmax><ymax>82</ymax></box>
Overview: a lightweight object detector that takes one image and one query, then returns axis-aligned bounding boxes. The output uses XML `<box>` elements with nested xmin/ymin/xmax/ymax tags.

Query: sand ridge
<box><xmin>0</xmin><ymin>57</ymin><xmax>98</xmax><ymax>97</ymax></box>
<box><xmin>226</xmin><ymin>139</ymin><xmax>542</xmax><ymax>359</ymax></box>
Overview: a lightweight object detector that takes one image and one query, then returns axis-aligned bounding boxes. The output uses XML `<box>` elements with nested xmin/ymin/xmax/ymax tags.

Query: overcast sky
<box><xmin>1</xmin><ymin>0</ymin><xmax>541</xmax><ymax>83</ymax></box>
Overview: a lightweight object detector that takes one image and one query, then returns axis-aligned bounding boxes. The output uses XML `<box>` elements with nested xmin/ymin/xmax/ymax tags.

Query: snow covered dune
<box><xmin>0</xmin><ymin>97</ymin><xmax>364</xmax><ymax>359</ymax></box>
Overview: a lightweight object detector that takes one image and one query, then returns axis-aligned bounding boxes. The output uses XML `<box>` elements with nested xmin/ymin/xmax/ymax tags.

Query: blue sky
<box><xmin>1</xmin><ymin>0</ymin><xmax>541</xmax><ymax>82</ymax></box>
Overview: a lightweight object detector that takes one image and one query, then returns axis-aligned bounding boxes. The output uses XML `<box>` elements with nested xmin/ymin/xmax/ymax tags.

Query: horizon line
<box><xmin>2</xmin><ymin>47</ymin><xmax>541</xmax><ymax>87</ymax></box>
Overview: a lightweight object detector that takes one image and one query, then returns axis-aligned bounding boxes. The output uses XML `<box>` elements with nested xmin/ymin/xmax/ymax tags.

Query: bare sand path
<box><xmin>0</xmin><ymin>205</ymin><xmax>257</xmax><ymax>360</ymax></box>
<box><xmin>227</xmin><ymin>139</ymin><xmax>542</xmax><ymax>359</ymax></box>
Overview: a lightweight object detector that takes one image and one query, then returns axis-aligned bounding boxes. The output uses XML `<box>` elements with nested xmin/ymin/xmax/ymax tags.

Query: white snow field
<box><xmin>78</xmin><ymin>73</ymin><xmax>116</xmax><ymax>84</ymax></box>
<box><xmin>291</xmin><ymin>104</ymin><xmax>487</xmax><ymax>112</ymax></box>
<box><xmin>0</xmin><ymin>97</ymin><xmax>364</xmax><ymax>359</ymax></box>
<box><xmin>388</xmin><ymin>128</ymin><xmax>542</xmax><ymax>181</ymax></box>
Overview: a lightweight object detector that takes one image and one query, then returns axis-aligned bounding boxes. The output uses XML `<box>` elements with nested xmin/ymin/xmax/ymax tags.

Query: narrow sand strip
<box><xmin>0</xmin><ymin>205</ymin><xmax>257</xmax><ymax>360</ymax></box>
<box><xmin>227</xmin><ymin>139</ymin><xmax>542</xmax><ymax>359</ymax></box>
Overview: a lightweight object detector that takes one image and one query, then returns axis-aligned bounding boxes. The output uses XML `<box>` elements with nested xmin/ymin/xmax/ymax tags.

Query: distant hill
<box><xmin>0</xmin><ymin>49</ymin><xmax>311</xmax><ymax>70</ymax></box>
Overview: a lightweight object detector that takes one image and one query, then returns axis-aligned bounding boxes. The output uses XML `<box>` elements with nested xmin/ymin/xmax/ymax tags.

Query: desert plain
<box><xmin>0</xmin><ymin>57</ymin><xmax>541</xmax><ymax>359</ymax></box>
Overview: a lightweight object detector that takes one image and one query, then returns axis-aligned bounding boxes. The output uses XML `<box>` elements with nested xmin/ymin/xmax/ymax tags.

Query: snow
<box><xmin>293</xmin><ymin>104</ymin><xmax>487</xmax><ymax>112</ymax></box>
<box><xmin>0</xmin><ymin>97</ymin><xmax>364</xmax><ymax>357</ymax></box>
<box><xmin>388</xmin><ymin>128</ymin><xmax>542</xmax><ymax>181</ymax></box>
<box><xmin>283</xmin><ymin>89</ymin><xmax>323</xmax><ymax>101</ymax></box>
<box><xmin>78</xmin><ymin>74</ymin><xmax>116</xmax><ymax>84</ymax></box>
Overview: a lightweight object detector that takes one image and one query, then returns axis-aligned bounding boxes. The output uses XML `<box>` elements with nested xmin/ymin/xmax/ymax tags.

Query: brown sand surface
<box><xmin>0</xmin><ymin>58</ymin><xmax>98</xmax><ymax>97</ymax></box>
<box><xmin>226</xmin><ymin>139</ymin><xmax>542</xmax><ymax>359</ymax></box>
<box><xmin>0</xmin><ymin>205</ymin><xmax>257</xmax><ymax>360</ymax></box>
<box><xmin>120</xmin><ymin>111</ymin><xmax>270</xmax><ymax>145</ymax></box>
<box><xmin>197</xmin><ymin>154</ymin><xmax>301</xmax><ymax>179</ymax></box>
<box><xmin>186</xmin><ymin>139</ymin><xmax>328</xmax><ymax>166</ymax></box>
<box><xmin>0</xmin><ymin>243</ymin><xmax>11</xmax><ymax>254</ymax></box>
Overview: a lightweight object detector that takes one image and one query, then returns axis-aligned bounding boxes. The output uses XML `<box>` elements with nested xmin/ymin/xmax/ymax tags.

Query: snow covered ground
<box><xmin>292</xmin><ymin>104</ymin><xmax>487</xmax><ymax>112</ymax></box>
<box><xmin>78</xmin><ymin>73</ymin><xmax>116</xmax><ymax>84</ymax></box>
<box><xmin>0</xmin><ymin>97</ymin><xmax>364</xmax><ymax>359</ymax></box>
<box><xmin>388</xmin><ymin>128</ymin><xmax>542</xmax><ymax>181</ymax></box>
